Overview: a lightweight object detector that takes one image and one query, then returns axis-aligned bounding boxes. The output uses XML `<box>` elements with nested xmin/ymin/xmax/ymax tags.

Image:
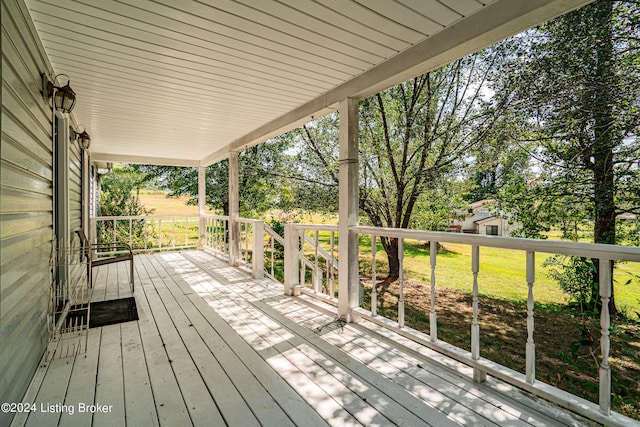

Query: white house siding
<box><xmin>477</xmin><ymin>217</ymin><xmax>504</xmax><ymax>236</ymax></box>
<box><xmin>0</xmin><ymin>0</ymin><xmax>55</xmax><ymax>424</ymax></box>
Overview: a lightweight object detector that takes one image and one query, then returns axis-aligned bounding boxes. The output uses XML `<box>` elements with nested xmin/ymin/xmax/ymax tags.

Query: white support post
<box><xmin>371</xmin><ymin>235</ymin><xmax>377</xmax><ymax>317</ymax></box>
<box><xmin>430</xmin><ymin>240</ymin><xmax>438</xmax><ymax>341</ymax></box>
<box><xmin>228</xmin><ymin>152</ymin><xmax>240</xmax><ymax>266</ymax></box>
<box><xmin>471</xmin><ymin>245</ymin><xmax>486</xmax><ymax>382</ymax></box>
<box><xmin>55</xmin><ymin>112</ymin><xmax>70</xmax><ymax>297</ymax></box>
<box><xmin>599</xmin><ymin>259</ymin><xmax>612</xmax><ymax>416</ymax></box>
<box><xmin>198</xmin><ymin>166</ymin><xmax>206</xmax><ymax>249</ymax></box>
<box><xmin>338</xmin><ymin>98</ymin><xmax>360</xmax><ymax>322</ymax></box>
<box><xmin>283</xmin><ymin>224</ymin><xmax>300</xmax><ymax>296</ymax></box>
<box><xmin>526</xmin><ymin>251</ymin><xmax>536</xmax><ymax>384</ymax></box>
<box><xmin>252</xmin><ymin>221</ymin><xmax>264</xmax><ymax>279</ymax></box>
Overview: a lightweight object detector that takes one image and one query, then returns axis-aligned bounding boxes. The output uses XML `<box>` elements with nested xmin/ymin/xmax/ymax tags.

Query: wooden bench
<box><xmin>76</xmin><ymin>228</ymin><xmax>134</xmax><ymax>292</ymax></box>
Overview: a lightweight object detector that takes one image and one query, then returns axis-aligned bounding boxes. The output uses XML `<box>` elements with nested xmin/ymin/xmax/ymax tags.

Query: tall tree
<box><xmin>503</xmin><ymin>0</ymin><xmax>640</xmax><ymax>313</ymax></box>
<box><xmin>134</xmin><ymin>139</ymin><xmax>296</xmax><ymax>217</ymax></box>
<box><xmin>296</xmin><ymin>49</ymin><xmax>513</xmax><ymax>278</ymax></box>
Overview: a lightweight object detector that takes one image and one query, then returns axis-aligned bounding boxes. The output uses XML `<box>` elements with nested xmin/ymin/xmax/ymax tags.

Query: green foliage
<box><xmin>543</xmin><ymin>256</ymin><xmax>598</xmax><ymax>309</ymax></box>
<box><xmin>500</xmin><ymin>0</ymin><xmax>640</xmax><ymax>245</ymax></box>
<box><xmin>134</xmin><ymin>138</ymin><xmax>296</xmax><ymax>217</ymax></box>
<box><xmin>99</xmin><ymin>165</ymin><xmax>154</xmax><ymax>217</ymax></box>
<box><xmin>98</xmin><ymin>165</ymin><xmax>155</xmax><ymax>246</ymax></box>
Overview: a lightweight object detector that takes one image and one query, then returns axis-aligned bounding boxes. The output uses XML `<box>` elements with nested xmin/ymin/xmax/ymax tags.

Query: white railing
<box><xmin>352</xmin><ymin>225</ymin><xmax>640</xmax><ymax>425</ymax></box>
<box><xmin>236</xmin><ymin>218</ymin><xmax>264</xmax><ymax>279</ymax></box>
<box><xmin>89</xmin><ymin>212</ymin><xmax>640</xmax><ymax>425</ymax></box>
<box><xmin>91</xmin><ymin>215</ymin><xmax>199</xmax><ymax>253</ymax></box>
<box><xmin>201</xmin><ymin>215</ymin><xmax>264</xmax><ymax>279</ymax></box>
<box><xmin>282</xmin><ymin>223</ymin><xmax>339</xmax><ymax>303</ymax></box>
<box><xmin>264</xmin><ymin>223</ymin><xmax>338</xmax><ymax>297</ymax></box>
<box><xmin>202</xmin><ymin>214</ymin><xmax>230</xmax><ymax>257</ymax></box>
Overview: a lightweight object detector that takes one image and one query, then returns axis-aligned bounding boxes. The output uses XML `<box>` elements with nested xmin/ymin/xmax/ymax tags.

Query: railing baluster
<box><xmin>172</xmin><ymin>218</ymin><xmax>176</xmax><ymax>248</ymax></box>
<box><xmin>526</xmin><ymin>251</ymin><xmax>536</xmax><ymax>384</ymax></box>
<box><xmin>244</xmin><ymin>223</ymin><xmax>249</xmax><ymax>262</ymax></box>
<box><xmin>371</xmin><ymin>234</ymin><xmax>377</xmax><ymax>317</ymax></box>
<box><xmin>223</xmin><ymin>219</ymin><xmax>227</xmax><ymax>254</ymax></box>
<box><xmin>300</xmin><ymin>231</ymin><xmax>305</xmax><ymax>287</ymax></box>
<box><xmin>129</xmin><ymin>219</ymin><xmax>133</xmax><ymax>248</ymax></box>
<box><xmin>144</xmin><ymin>218</ymin><xmax>148</xmax><ymax>250</ymax></box>
<box><xmin>330</xmin><ymin>231</ymin><xmax>335</xmax><ymax>300</ymax></box>
<box><xmin>398</xmin><ymin>237</ymin><xmax>405</xmax><ymax>328</ymax></box>
<box><xmin>599</xmin><ymin>259</ymin><xmax>612</xmax><ymax>415</ymax></box>
<box><xmin>112</xmin><ymin>219</ymin><xmax>116</xmax><ymax>244</ymax></box>
<box><xmin>471</xmin><ymin>245</ymin><xmax>486</xmax><ymax>382</ymax></box>
<box><xmin>430</xmin><ymin>240</ymin><xmax>438</xmax><ymax>341</ymax></box>
<box><xmin>270</xmin><ymin>234</ymin><xmax>275</xmax><ymax>278</ymax></box>
<box><xmin>314</xmin><ymin>230</ymin><xmax>320</xmax><ymax>293</ymax></box>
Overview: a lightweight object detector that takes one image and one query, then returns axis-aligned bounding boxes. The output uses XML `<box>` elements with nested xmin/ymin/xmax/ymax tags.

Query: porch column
<box><xmin>338</xmin><ymin>97</ymin><xmax>360</xmax><ymax>321</ymax></box>
<box><xmin>54</xmin><ymin>111</ymin><xmax>70</xmax><ymax>293</ymax></box>
<box><xmin>198</xmin><ymin>166</ymin><xmax>206</xmax><ymax>249</ymax></box>
<box><xmin>228</xmin><ymin>152</ymin><xmax>240</xmax><ymax>265</ymax></box>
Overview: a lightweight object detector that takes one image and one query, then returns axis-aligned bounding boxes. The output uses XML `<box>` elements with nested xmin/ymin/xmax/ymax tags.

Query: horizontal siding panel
<box><xmin>0</xmin><ymin>256</ymin><xmax>49</xmax><ymax>330</ymax></box>
<box><xmin>0</xmin><ymin>243</ymin><xmax>50</xmax><ymax>294</ymax></box>
<box><xmin>0</xmin><ymin>227</ymin><xmax>52</xmax><ymax>265</ymax></box>
<box><xmin>0</xmin><ymin>212</ymin><xmax>52</xmax><ymax>240</ymax></box>
<box><xmin>0</xmin><ymin>313</ymin><xmax>48</xmax><ymax>412</ymax></box>
<box><xmin>0</xmin><ymin>159</ymin><xmax>52</xmax><ymax>195</ymax></box>
<box><xmin>1</xmin><ymin>134</ymin><xmax>52</xmax><ymax>181</ymax></box>
<box><xmin>1</xmin><ymin>15</ymin><xmax>52</xmax><ymax>123</ymax></box>
<box><xmin>1</xmin><ymin>102</ymin><xmax>52</xmax><ymax>165</ymax></box>
<box><xmin>0</xmin><ymin>187</ymin><xmax>52</xmax><ymax>213</ymax></box>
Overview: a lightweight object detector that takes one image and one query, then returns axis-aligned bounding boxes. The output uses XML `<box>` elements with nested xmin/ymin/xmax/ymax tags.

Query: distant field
<box><xmin>138</xmin><ymin>190</ymin><xmax>213</xmax><ymax>215</ymax></box>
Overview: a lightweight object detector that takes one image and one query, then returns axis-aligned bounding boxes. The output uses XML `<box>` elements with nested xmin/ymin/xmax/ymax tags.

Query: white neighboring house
<box><xmin>451</xmin><ymin>200</ymin><xmax>521</xmax><ymax>236</ymax></box>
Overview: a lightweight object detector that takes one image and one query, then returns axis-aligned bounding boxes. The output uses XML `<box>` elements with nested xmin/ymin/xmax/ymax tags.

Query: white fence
<box><xmin>91</xmin><ymin>215</ymin><xmax>199</xmax><ymax>252</ymax></box>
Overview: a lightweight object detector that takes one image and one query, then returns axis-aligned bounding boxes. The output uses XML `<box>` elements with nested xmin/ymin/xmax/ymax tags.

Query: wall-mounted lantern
<box><xmin>42</xmin><ymin>73</ymin><xmax>76</xmax><ymax>113</ymax></box>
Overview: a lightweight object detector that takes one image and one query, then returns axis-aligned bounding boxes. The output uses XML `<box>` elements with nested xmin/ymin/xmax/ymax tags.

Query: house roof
<box><xmin>26</xmin><ymin>0</ymin><xmax>591</xmax><ymax>167</ymax></box>
<box><xmin>474</xmin><ymin>215</ymin><xmax>499</xmax><ymax>224</ymax></box>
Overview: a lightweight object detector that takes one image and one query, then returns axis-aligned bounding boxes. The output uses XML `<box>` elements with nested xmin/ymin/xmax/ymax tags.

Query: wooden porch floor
<box><xmin>12</xmin><ymin>251</ymin><xmax>597</xmax><ymax>427</ymax></box>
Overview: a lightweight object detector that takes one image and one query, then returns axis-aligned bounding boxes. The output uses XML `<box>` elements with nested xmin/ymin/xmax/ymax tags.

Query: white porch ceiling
<box><xmin>26</xmin><ymin>0</ymin><xmax>591</xmax><ymax>167</ymax></box>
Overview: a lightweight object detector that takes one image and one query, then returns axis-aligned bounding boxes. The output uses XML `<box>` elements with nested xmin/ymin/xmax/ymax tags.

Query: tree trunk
<box><xmin>381</xmin><ymin>236</ymin><xmax>400</xmax><ymax>279</ymax></box>
<box><xmin>590</xmin><ymin>0</ymin><xmax>617</xmax><ymax>316</ymax></box>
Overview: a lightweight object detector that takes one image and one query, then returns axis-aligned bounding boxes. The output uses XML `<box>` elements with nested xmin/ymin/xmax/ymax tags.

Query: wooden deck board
<box><xmin>92</xmin><ymin>324</ymin><xmax>125</xmax><ymax>427</ymax></box>
<box><xmin>120</xmin><ymin>321</ymin><xmax>159</xmax><ymax>427</ymax></box>
<box><xmin>58</xmin><ymin>328</ymin><xmax>101</xmax><ymax>427</ymax></box>
<box><xmin>11</xmin><ymin>251</ymin><xmax>599</xmax><ymax>427</ymax></box>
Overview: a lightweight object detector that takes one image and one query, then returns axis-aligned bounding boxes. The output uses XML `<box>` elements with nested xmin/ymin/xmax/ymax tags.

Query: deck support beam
<box><xmin>338</xmin><ymin>98</ymin><xmax>360</xmax><ymax>321</ymax></box>
<box><xmin>228</xmin><ymin>152</ymin><xmax>240</xmax><ymax>265</ymax></box>
<box><xmin>198</xmin><ymin>166</ymin><xmax>206</xmax><ymax>249</ymax></box>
